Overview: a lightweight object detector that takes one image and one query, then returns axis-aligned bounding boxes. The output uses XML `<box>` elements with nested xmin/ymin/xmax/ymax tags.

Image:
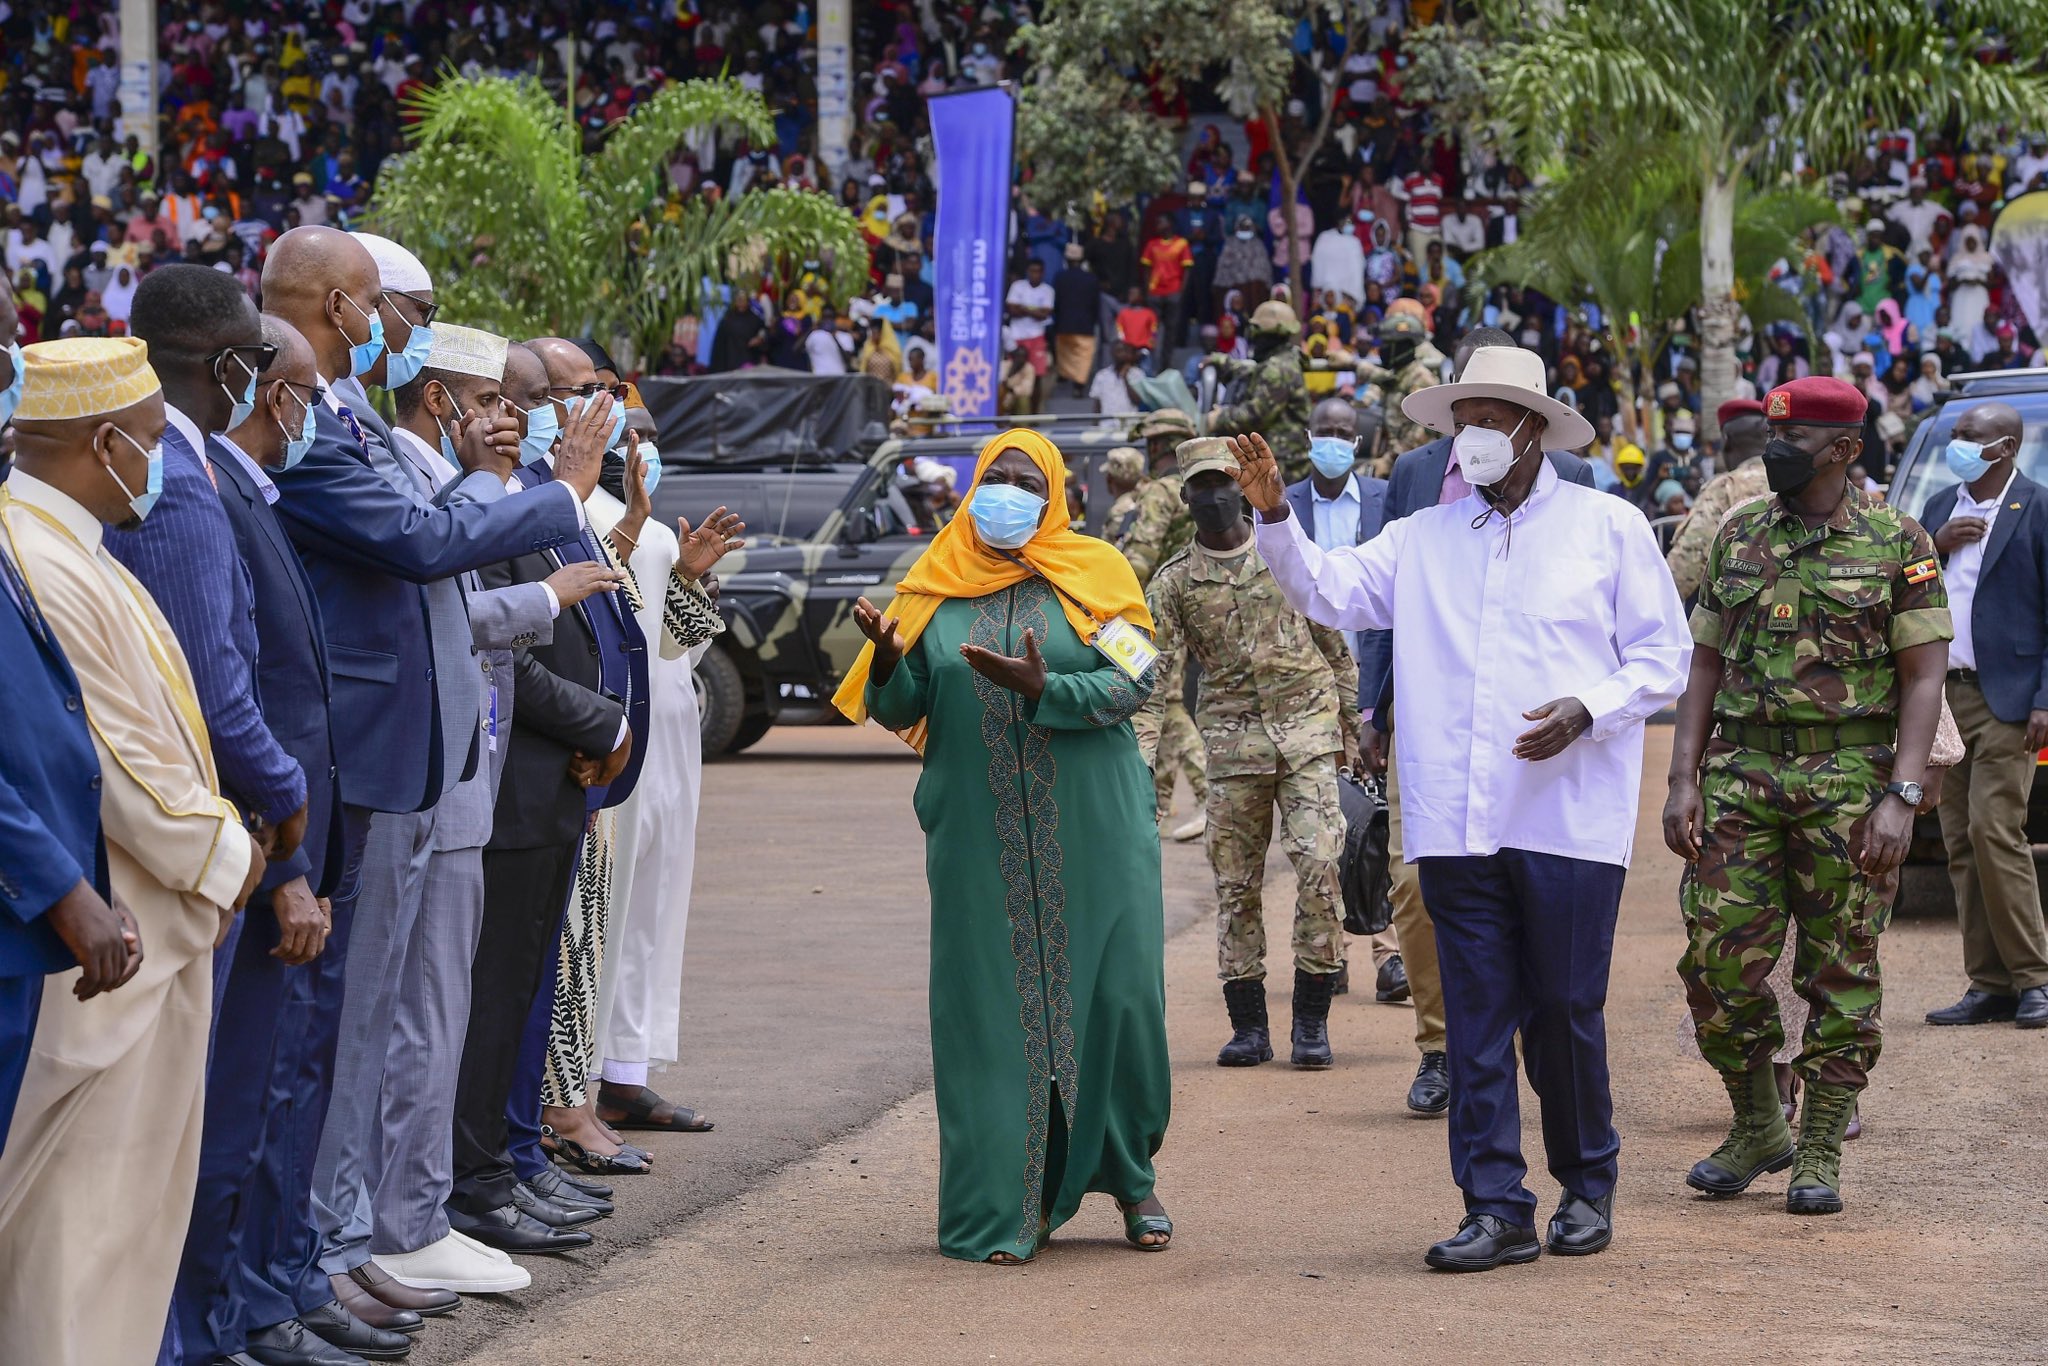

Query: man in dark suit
<box><xmin>1921</xmin><ymin>400</ymin><xmax>2048</xmax><ymax>1030</ymax></box>
<box><xmin>448</xmin><ymin>340</ymin><xmax>641</xmax><ymax>1250</ymax></box>
<box><xmin>1358</xmin><ymin>325</ymin><xmax>1597</xmax><ymax>1121</ymax></box>
<box><xmin>249</xmin><ymin>226</ymin><xmax>597</xmax><ymax>1364</ymax></box>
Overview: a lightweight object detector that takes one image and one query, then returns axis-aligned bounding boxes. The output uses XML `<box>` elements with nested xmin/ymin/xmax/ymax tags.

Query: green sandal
<box><xmin>1119</xmin><ymin>1200</ymin><xmax>1173</xmax><ymax>1251</ymax></box>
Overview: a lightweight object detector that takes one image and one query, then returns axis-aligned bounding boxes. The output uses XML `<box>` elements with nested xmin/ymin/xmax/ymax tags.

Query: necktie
<box><xmin>337</xmin><ymin>404</ymin><xmax>366</xmax><ymax>447</ymax></box>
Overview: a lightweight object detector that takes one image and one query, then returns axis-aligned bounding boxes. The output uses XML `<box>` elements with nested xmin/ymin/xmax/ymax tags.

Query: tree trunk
<box><xmin>1697</xmin><ymin>169</ymin><xmax>1741</xmax><ymax>445</ymax></box>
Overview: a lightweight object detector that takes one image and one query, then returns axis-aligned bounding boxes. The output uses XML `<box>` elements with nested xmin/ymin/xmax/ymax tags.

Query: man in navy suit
<box><xmin>1357</xmin><ymin>326</ymin><xmax>1597</xmax><ymax>1120</ymax></box>
<box><xmin>1920</xmin><ymin>400</ymin><xmax>2048</xmax><ymax>1030</ymax></box>
<box><xmin>248</xmin><ymin>226</ymin><xmax>598</xmax><ymax>1364</ymax></box>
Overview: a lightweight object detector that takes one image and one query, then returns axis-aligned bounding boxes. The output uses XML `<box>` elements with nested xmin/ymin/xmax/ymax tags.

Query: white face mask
<box><xmin>1452</xmin><ymin>413</ymin><xmax>1529</xmax><ymax>487</ymax></box>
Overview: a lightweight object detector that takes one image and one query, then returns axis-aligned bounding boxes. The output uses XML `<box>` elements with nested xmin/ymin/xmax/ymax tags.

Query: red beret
<box><xmin>1765</xmin><ymin>376</ymin><xmax>1866</xmax><ymax>426</ymax></box>
<box><xmin>1716</xmin><ymin>397</ymin><xmax>1766</xmax><ymax>427</ymax></box>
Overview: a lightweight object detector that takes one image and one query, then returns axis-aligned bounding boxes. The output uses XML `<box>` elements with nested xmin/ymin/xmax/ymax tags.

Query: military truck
<box><xmin>652</xmin><ymin>412</ymin><xmax>1140</xmax><ymax>755</ymax></box>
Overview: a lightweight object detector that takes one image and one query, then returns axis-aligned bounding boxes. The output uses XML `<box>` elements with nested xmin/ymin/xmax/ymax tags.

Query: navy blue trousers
<box><xmin>506</xmin><ymin>920</ymin><xmax>563</xmax><ymax>1182</ymax></box>
<box><xmin>1416</xmin><ymin>849</ymin><xmax>1625</xmax><ymax>1226</ymax></box>
<box><xmin>0</xmin><ymin>973</ymin><xmax>41</xmax><ymax>1160</ymax></box>
<box><xmin>234</xmin><ymin>803</ymin><xmax>373</xmax><ymax>1335</ymax></box>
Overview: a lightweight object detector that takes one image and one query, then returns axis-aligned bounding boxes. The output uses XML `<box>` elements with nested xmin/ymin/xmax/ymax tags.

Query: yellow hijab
<box><xmin>832</xmin><ymin>429</ymin><xmax>1154</xmax><ymax>750</ymax></box>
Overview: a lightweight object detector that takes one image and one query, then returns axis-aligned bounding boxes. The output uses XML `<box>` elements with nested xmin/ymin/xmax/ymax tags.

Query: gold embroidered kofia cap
<box><xmin>17</xmin><ymin>336</ymin><xmax>161</xmax><ymax>420</ymax></box>
<box><xmin>426</xmin><ymin>323</ymin><xmax>507</xmax><ymax>382</ymax></box>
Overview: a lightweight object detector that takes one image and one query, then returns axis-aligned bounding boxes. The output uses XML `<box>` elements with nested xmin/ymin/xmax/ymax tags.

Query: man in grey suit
<box><xmin>309</xmin><ymin>316</ymin><xmax>624</xmax><ymax>1313</ymax></box>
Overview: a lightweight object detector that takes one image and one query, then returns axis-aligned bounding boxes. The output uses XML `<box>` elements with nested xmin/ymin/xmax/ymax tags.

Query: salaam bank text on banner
<box><xmin>929</xmin><ymin>86</ymin><xmax>1014</xmax><ymax>422</ymax></box>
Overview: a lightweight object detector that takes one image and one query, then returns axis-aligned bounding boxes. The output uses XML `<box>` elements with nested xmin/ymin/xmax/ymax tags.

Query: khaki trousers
<box><xmin>1385</xmin><ymin>739</ymin><xmax>1447</xmax><ymax>1052</ymax></box>
<box><xmin>1941</xmin><ymin>679</ymin><xmax>2048</xmax><ymax>993</ymax></box>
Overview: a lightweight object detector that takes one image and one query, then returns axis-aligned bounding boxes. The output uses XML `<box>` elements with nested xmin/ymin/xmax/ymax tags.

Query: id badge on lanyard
<box><xmin>1092</xmin><ymin>616</ymin><xmax>1159</xmax><ymax>681</ymax></box>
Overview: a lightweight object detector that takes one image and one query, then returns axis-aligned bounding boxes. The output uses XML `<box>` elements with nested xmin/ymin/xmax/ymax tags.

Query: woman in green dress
<box><xmin>833</xmin><ymin>429</ymin><xmax>1174</xmax><ymax>1264</ymax></box>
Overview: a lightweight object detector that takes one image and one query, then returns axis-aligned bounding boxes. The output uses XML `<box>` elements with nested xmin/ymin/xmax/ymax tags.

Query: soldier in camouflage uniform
<box><xmin>1357</xmin><ymin>312</ymin><xmax>1440</xmax><ymax>478</ymax></box>
<box><xmin>1666</xmin><ymin>398</ymin><xmax>1772</xmax><ymax>600</ymax></box>
<box><xmin>1208</xmin><ymin>300</ymin><xmax>1313</xmax><ymax>482</ymax></box>
<box><xmin>1136</xmin><ymin>438</ymin><xmax>1360</xmax><ymax>1071</ymax></box>
<box><xmin>1103</xmin><ymin>445</ymin><xmax>1146</xmax><ymax>541</ymax></box>
<box><xmin>1118</xmin><ymin>409</ymin><xmax>1208</xmax><ymax>833</ymax></box>
<box><xmin>1665</xmin><ymin>376</ymin><xmax>1951</xmax><ymax>1217</ymax></box>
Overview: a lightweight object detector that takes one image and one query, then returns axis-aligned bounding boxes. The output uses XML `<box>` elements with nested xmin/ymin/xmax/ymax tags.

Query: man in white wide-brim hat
<box><xmin>1224</xmin><ymin>344</ymin><xmax>1693</xmax><ymax>1273</ymax></box>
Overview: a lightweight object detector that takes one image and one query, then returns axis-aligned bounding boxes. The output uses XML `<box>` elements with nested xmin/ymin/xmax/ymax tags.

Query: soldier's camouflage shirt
<box><xmin>1691</xmin><ymin>485</ymin><xmax>1952</xmax><ymax>726</ymax></box>
<box><xmin>1359</xmin><ymin>357</ymin><xmax>1440</xmax><ymax>470</ymax></box>
<box><xmin>1666</xmin><ymin>458</ymin><xmax>1771</xmax><ymax>600</ymax></box>
<box><xmin>1136</xmin><ymin>541</ymin><xmax>1359</xmax><ymax>778</ymax></box>
<box><xmin>1212</xmin><ymin>351</ymin><xmax>1312</xmax><ymax>478</ymax></box>
<box><xmin>1118</xmin><ymin>473</ymin><xmax>1190</xmax><ymax>588</ymax></box>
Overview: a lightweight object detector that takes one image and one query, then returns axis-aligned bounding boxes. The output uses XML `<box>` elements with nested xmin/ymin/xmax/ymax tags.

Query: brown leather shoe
<box><xmin>349</xmin><ymin>1262</ymin><xmax>459</xmax><ymax>1317</ymax></box>
<box><xmin>329</xmin><ymin>1271</ymin><xmax>424</xmax><ymax>1333</ymax></box>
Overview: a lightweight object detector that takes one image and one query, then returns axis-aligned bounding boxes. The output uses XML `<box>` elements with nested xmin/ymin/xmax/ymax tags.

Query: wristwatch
<box><xmin>1884</xmin><ymin>780</ymin><xmax>1924</xmax><ymax>807</ymax></box>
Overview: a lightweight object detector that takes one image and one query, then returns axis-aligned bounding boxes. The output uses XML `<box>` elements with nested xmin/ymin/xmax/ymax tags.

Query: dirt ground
<box><xmin>446</xmin><ymin>724</ymin><xmax>2048</xmax><ymax>1365</ymax></box>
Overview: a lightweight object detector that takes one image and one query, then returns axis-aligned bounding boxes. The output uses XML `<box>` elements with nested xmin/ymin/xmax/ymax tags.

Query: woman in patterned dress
<box><xmin>835</xmin><ymin>430</ymin><xmax>1174</xmax><ymax>1264</ymax></box>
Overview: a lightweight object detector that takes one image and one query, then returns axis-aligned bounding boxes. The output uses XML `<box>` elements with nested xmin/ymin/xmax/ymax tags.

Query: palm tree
<box><xmin>1462</xmin><ymin>0</ymin><xmax>2048</xmax><ymax>436</ymax></box>
<box><xmin>1469</xmin><ymin>143</ymin><xmax>1836</xmax><ymax>442</ymax></box>
<box><xmin>368</xmin><ymin>72</ymin><xmax>869</xmax><ymax>367</ymax></box>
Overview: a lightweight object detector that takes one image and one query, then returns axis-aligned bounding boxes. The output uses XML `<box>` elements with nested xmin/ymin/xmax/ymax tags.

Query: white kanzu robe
<box><xmin>0</xmin><ymin>473</ymin><xmax>251</xmax><ymax>1366</ymax></box>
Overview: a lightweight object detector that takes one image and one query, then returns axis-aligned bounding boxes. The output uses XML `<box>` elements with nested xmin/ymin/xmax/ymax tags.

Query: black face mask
<box><xmin>1761</xmin><ymin>435</ymin><xmax>1827</xmax><ymax>496</ymax></box>
<box><xmin>1187</xmin><ymin>484</ymin><xmax>1246</xmax><ymax>534</ymax></box>
<box><xmin>598</xmin><ymin>449</ymin><xmax>629</xmax><ymax>502</ymax></box>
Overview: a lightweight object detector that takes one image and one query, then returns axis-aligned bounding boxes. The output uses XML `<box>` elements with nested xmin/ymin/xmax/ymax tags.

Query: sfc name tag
<box><xmin>1093</xmin><ymin>618</ymin><xmax>1160</xmax><ymax>681</ymax></box>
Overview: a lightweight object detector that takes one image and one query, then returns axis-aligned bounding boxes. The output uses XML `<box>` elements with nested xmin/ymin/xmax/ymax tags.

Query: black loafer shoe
<box><xmin>1925</xmin><ymin>989</ymin><xmax>2019</xmax><ymax>1025</ymax></box>
<box><xmin>1406</xmin><ymin>1050</ymin><xmax>1449</xmax><ymax>1115</ymax></box>
<box><xmin>2017</xmin><ymin>986</ymin><xmax>2048</xmax><ymax>1030</ymax></box>
<box><xmin>1424</xmin><ymin>1213</ymin><xmax>1541</xmax><ymax>1272</ymax></box>
<box><xmin>553</xmin><ymin>1169</ymin><xmax>614</xmax><ymax>1199</ymax></box>
<box><xmin>243</xmin><ymin>1318</ymin><xmax>368</xmax><ymax>1366</ymax></box>
<box><xmin>1375</xmin><ymin>954</ymin><xmax>1410</xmax><ymax>1003</ymax></box>
<box><xmin>446</xmin><ymin>1201</ymin><xmax>595</xmax><ymax>1253</ymax></box>
<box><xmin>526</xmin><ymin>1164</ymin><xmax>615</xmax><ymax>1215</ymax></box>
<box><xmin>509</xmin><ymin>1179</ymin><xmax>604</xmax><ymax>1229</ymax></box>
<box><xmin>300</xmin><ymin>1299</ymin><xmax>411</xmax><ymax>1360</ymax></box>
<box><xmin>1546</xmin><ymin>1191</ymin><xmax>1613</xmax><ymax>1256</ymax></box>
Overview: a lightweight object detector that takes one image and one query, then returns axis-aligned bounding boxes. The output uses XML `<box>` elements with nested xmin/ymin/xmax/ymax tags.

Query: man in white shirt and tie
<box><xmin>1226</xmin><ymin>346</ymin><xmax>1692</xmax><ymax>1272</ymax></box>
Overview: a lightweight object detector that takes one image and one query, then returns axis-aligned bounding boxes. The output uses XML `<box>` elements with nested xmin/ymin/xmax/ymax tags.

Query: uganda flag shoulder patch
<box><xmin>1905</xmin><ymin>557</ymin><xmax>1939</xmax><ymax>584</ymax></box>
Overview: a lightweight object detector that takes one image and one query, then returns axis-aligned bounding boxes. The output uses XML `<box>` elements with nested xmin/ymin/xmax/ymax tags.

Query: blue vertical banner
<box><xmin>928</xmin><ymin>87</ymin><xmax>1013</xmax><ymax>421</ymax></box>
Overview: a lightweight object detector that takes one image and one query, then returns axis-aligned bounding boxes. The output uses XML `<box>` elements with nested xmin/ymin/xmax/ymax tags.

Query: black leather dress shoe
<box><xmin>447</xmin><ymin>1201</ymin><xmax>594</xmax><ymax>1253</ymax></box>
<box><xmin>554</xmin><ymin>1168</ymin><xmax>614</xmax><ymax>1199</ymax></box>
<box><xmin>526</xmin><ymin>1163</ymin><xmax>615</xmax><ymax>1214</ymax></box>
<box><xmin>328</xmin><ymin>1272</ymin><xmax>423</xmax><ymax>1334</ymax></box>
<box><xmin>1375</xmin><ymin>954</ymin><xmax>1410</xmax><ymax>1004</ymax></box>
<box><xmin>1424</xmin><ymin>1213</ymin><xmax>1541</xmax><ymax>1272</ymax></box>
<box><xmin>347</xmin><ymin>1262</ymin><xmax>457</xmax><ymax>1318</ymax></box>
<box><xmin>244</xmin><ymin>1318</ymin><xmax>367</xmax><ymax>1366</ymax></box>
<box><xmin>2017</xmin><ymin>985</ymin><xmax>2048</xmax><ymax>1029</ymax></box>
<box><xmin>1406</xmin><ymin>1050</ymin><xmax>1449</xmax><ymax>1115</ymax></box>
<box><xmin>510</xmin><ymin>1178</ymin><xmax>604</xmax><ymax>1228</ymax></box>
<box><xmin>1546</xmin><ymin>1191</ymin><xmax>1613</xmax><ymax>1256</ymax></box>
<box><xmin>1925</xmin><ymin>989</ymin><xmax>2019</xmax><ymax>1025</ymax></box>
<box><xmin>301</xmin><ymin>1299</ymin><xmax>410</xmax><ymax>1360</ymax></box>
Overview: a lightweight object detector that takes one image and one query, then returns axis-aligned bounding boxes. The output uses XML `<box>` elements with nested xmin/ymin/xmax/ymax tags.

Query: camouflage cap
<box><xmin>1105</xmin><ymin>445</ymin><xmax>1144</xmax><ymax>482</ymax></box>
<box><xmin>1176</xmin><ymin>436</ymin><xmax>1241</xmax><ymax>481</ymax></box>
<box><xmin>1249</xmin><ymin>299</ymin><xmax>1301</xmax><ymax>336</ymax></box>
<box><xmin>1136</xmin><ymin>407</ymin><xmax>1196</xmax><ymax>440</ymax></box>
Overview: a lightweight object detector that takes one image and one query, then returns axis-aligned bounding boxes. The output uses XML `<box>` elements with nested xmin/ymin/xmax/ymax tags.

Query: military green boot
<box><xmin>1786</xmin><ymin>1082</ymin><xmax>1858</xmax><ymax>1215</ymax></box>
<box><xmin>1686</xmin><ymin>1067</ymin><xmax>1796</xmax><ymax>1197</ymax></box>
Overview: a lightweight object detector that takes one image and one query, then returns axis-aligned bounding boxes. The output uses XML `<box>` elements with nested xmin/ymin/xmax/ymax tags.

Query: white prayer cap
<box><xmin>425</xmin><ymin>323</ymin><xmax>506</xmax><ymax>382</ymax></box>
<box><xmin>351</xmin><ymin>231</ymin><xmax>433</xmax><ymax>293</ymax></box>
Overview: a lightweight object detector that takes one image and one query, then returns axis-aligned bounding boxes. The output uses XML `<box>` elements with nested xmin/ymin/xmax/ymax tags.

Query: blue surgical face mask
<box><xmin>572</xmin><ymin>392</ymin><xmax>628</xmax><ymax>450</ymax></box>
<box><xmin>635</xmin><ymin>439</ymin><xmax>663</xmax><ymax>495</ymax></box>
<box><xmin>278</xmin><ymin>386</ymin><xmax>315</xmax><ymax>469</ymax></box>
<box><xmin>222</xmin><ymin>353</ymin><xmax>256</xmax><ymax>428</ymax></box>
<box><xmin>0</xmin><ymin>342</ymin><xmax>23</xmax><ymax>427</ymax></box>
<box><xmin>107</xmin><ymin>426</ymin><xmax>164</xmax><ymax>522</ymax></box>
<box><xmin>1946</xmin><ymin>435</ymin><xmax>2008</xmax><ymax>482</ymax></box>
<box><xmin>1672</xmin><ymin>431</ymin><xmax>1694</xmax><ymax>452</ymax></box>
<box><xmin>969</xmin><ymin>481</ymin><xmax>1046</xmax><ymax>550</ymax></box>
<box><xmin>383</xmin><ymin>320</ymin><xmax>434</xmax><ymax>389</ymax></box>
<box><xmin>437</xmin><ymin>404</ymin><xmax>465</xmax><ymax>468</ymax></box>
<box><xmin>1307</xmin><ymin>435</ymin><xmax>1355</xmax><ymax>479</ymax></box>
<box><xmin>338</xmin><ymin>292</ymin><xmax>386</xmax><ymax>377</ymax></box>
<box><xmin>520</xmin><ymin>400</ymin><xmax>560</xmax><ymax>465</ymax></box>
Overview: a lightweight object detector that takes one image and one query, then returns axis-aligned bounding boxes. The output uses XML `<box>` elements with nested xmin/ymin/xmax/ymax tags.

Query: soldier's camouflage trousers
<box><xmin>1154</xmin><ymin>698</ymin><xmax>1207</xmax><ymax>816</ymax></box>
<box><xmin>1679</xmin><ymin>742</ymin><xmax>1897</xmax><ymax>1090</ymax></box>
<box><xmin>1208</xmin><ymin>752</ymin><xmax>1345</xmax><ymax>982</ymax></box>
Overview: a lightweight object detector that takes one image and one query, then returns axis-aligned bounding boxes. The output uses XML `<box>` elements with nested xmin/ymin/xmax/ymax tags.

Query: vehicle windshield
<box><xmin>1890</xmin><ymin>395</ymin><xmax>2048</xmax><ymax>524</ymax></box>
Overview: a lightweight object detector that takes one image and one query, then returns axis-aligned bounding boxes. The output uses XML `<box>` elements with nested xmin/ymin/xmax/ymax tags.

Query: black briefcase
<box><xmin>1337</xmin><ymin>769</ymin><xmax>1393</xmax><ymax>936</ymax></box>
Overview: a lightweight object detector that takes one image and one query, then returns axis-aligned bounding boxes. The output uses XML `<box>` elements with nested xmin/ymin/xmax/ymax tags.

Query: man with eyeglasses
<box><xmin>254</xmin><ymin>226</ymin><xmax>597</xmax><ymax>1365</ymax></box>
<box><xmin>165</xmin><ymin>312</ymin><xmax>353</xmax><ymax>1365</ymax></box>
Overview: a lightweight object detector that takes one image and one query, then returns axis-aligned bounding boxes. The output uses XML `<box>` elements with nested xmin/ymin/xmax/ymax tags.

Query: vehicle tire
<box><xmin>696</xmin><ymin>643</ymin><xmax>748</xmax><ymax>757</ymax></box>
<box><xmin>729</xmin><ymin>714</ymin><xmax>774</xmax><ymax>753</ymax></box>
